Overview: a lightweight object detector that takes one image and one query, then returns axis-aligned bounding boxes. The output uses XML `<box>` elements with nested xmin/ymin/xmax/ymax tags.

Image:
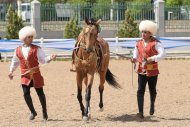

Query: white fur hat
<box><xmin>19</xmin><ymin>26</ymin><xmax>36</xmax><ymax>41</ymax></box>
<box><xmin>139</xmin><ymin>20</ymin><xmax>158</xmax><ymax>35</ymax></box>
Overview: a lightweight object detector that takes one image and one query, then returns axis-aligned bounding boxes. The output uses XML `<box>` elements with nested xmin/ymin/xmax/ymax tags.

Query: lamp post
<box><xmin>110</xmin><ymin>0</ymin><xmax>114</xmax><ymax>20</ymax></box>
<box><xmin>17</xmin><ymin>0</ymin><xmax>22</xmax><ymax>17</ymax></box>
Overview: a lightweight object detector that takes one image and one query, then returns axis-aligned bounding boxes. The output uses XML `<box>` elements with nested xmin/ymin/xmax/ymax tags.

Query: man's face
<box><xmin>24</xmin><ymin>35</ymin><xmax>33</xmax><ymax>45</ymax></box>
<box><xmin>141</xmin><ymin>31</ymin><xmax>152</xmax><ymax>40</ymax></box>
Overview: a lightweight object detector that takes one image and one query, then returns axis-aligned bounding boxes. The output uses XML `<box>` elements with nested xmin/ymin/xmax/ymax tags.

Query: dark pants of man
<box><xmin>22</xmin><ymin>80</ymin><xmax>48</xmax><ymax>120</ymax></box>
<box><xmin>137</xmin><ymin>74</ymin><xmax>158</xmax><ymax>115</ymax></box>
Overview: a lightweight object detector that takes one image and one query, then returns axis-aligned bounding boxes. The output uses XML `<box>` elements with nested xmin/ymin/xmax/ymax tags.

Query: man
<box><xmin>8</xmin><ymin>26</ymin><xmax>56</xmax><ymax>121</ymax></box>
<box><xmin>131</xmin><ymin>20</ymin><xmax>165</xmax><ymax>119</ymax></box>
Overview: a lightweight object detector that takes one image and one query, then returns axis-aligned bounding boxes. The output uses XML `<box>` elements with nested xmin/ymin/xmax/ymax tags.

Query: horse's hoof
<box><xmin>70</xmin><ymin>68</ymin><xmax>76</xmax><ymax>72</ymax></box>
<box><xmin>99</xmin><ymin>107</ymin><xmax>104</xmax><ymax>112</ymax></box>
<box><xmin>88</xmin><ymin>113</ymin><xmax>91</xmax><ymax>119</ymax></box>
<box><xmin>83</xmin><ymin>116</ymin><xmax>89</xmax><ymax>121</ymax></box>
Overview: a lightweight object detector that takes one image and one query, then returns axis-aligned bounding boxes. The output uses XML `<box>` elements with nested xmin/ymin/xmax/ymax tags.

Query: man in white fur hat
<box><xmin>131</xmin><ymin>20</ymin><xmax>165</xmax><ymax>119</ymax></box>
<box><xmin>8</xmin><ymin>26</ymin><xmax>56</xmax><ymax>121</ymax></box>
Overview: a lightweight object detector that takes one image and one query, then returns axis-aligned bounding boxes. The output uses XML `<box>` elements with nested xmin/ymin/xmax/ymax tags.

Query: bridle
<box><xmin>82</xmin><ymin>25</ymin><xmax>99</xmax><ymax>53</ymax></box>
<box><xmin>73</xmin><ymin>25</ymin><xmax>99</xmax><ymax>68</ymax></box>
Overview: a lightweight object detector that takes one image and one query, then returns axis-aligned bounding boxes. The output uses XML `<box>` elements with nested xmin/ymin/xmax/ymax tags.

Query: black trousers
<box><xmin>137</xmin><ymin>74</ymin><xmax>158</xmax><ymax>113</ymax></box>
<box><xmin>22</xmin><ymin>80</ymin><xmax>45</xmax><ymax>97</ymax></box>
<box><xmin>22</xmin><ymin>80</ymin><xmax>46</xmax><ymax>114</ymax></box>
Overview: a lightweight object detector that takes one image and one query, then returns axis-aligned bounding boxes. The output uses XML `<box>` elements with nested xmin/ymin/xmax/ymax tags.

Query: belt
<box><xmin>146</xmin><ymin>63</ymin><xmax>158</xmax><ymax>71</ymax></box>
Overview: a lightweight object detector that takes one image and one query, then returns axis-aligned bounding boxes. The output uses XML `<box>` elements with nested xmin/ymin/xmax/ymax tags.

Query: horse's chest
<box><xmin>75</xmin><ymin>52</ymin><xmax>98</xmax><ymax>70</ymax></box>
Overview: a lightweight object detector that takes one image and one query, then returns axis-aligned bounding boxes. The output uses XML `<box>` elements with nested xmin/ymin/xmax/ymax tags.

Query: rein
<box><xmin>73</xmin><ymin>36</ymin><xmax>98</xmax><ymax>68</ymax></box>
<box><xmin>71</xmin><ymin>23</ymin><xmax>100</xmax><ymax>71</ymax></box>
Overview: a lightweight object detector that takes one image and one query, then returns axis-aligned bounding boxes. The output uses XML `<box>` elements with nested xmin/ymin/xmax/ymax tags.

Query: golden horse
<box><xmin>71</xmin><ymin>18</ymin><xmax>120</xmax><ymax>121</ymax></box>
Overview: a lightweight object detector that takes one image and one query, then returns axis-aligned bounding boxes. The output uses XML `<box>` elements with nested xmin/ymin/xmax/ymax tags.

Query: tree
<box><xmin>165</xmin><ymin>0</ymin><xmax>190</xmax><ymax>5</ymax></box>
<box><xmin>68</xmin><ymin>0</ymin><xmax>96</xmax><ymax>4</ymax></box>
<box><xmin>182</xmin><ymin>0</ymin><xmax>190</xmax><ymax>5</ymax></box>
<box><xmin>39</xmin><ymin>0</ymin><xmax>68</xmax><ymax>4</ymax></box>
<box><xmin>133</xmin><ymin>0</ymin><xmax>150</xmax><ymax>3</ymax></box>
<box><xmin>165</xmin><ymin>0</ymin><xmax>182</xmax><ymax>6</ymax></box>
<box><xmin>64</xmin><ymin>17</ymin><xmax>82</xmax><ymax>39</ymax></box>
<box><xmin>116</xmin><ymin>10</ymin><xmax>139</xmax><ymax>38</ymax></box>
<box><xmin>5</xmin><ymin>4</ymin><xmax>24</xmax><ymax>39</ymax></box>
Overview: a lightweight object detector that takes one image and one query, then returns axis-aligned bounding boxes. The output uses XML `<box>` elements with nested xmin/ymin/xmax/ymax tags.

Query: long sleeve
<box><xmin>151</xmin><ymin>42</ymin><xmax>165</xmax><ymax>62</ymax></box>
<box><xmin>37</xmin><ymin>48</ymin><xmax>51</xmax><ymax>64</ymax></box>
<box><xmin>133</xmin><ymin>41</ymin><xmax>165</xmax><ymax>62</ymax></box>
<box><xmin>9</xmin><ymin>50</ymin><xmax>20</xmax><ymax>72</ymax></box>
<box><xmin>9</xmin><ymin>47</ymin><xmax>51</xmax><ymax>72</ymax></box>
<box><xmin>133</xmin><ymin>43</ymin><xmax>138</xmax><ymax>59</ymax></box>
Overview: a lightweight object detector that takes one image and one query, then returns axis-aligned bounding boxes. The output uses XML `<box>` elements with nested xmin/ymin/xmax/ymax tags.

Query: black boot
<box><xmin>150</xmin><ymin>94</ymin><xmax>156</xmax><ymax>115</ymax></box>
<box><xmin>137</xmin><ymin>92</ymin><xmax>144</xmax><ymax>119</ymax></box>
<box><xmin>39</xmin><ymin>94</ymin><xmax>48</xmax><ymax>121</ymax></box>
<box><xmin>24</xmin><ymin>94</ymin><xmax>37</xmax><ymax>120</ymax></box>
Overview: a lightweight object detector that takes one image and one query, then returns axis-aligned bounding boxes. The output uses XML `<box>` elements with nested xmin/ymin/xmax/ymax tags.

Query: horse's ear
<box><xmin>85</xmin><ymin>17</ymin><xmax>90</xmax><ymax>25</ymax></box>
<box><xmin>96</xmin><ymin>19</ymin><xmax>102</xmax><ymax>25</ymax></box>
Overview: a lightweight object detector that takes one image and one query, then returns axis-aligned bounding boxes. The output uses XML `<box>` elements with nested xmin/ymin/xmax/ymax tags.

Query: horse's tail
<box><xmin>106</xmin><ymin>68</ymin><xmax>121</xmax><ymax>89</ymax></box>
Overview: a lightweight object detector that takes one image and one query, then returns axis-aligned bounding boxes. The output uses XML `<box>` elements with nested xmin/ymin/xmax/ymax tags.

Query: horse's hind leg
<box><xmin>98</xmin><ymin>71</ymin><xmax>106</xmax><ymax>111</ymax></box>
<box><xmin>99</xmin><ymin>85</ymin><xmax>104</xmax><ymax>111</ymax></box>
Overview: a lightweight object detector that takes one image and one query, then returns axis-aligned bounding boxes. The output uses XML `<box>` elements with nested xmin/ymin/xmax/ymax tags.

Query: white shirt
<box><xmin>10</xmin><ymin>46</ymin><xmax>51</xmax><ymax>72</ymax></box>
<box><xmin>133</xmin><ymin>41</ymin><xmax>165</xmax><ymax>62</ymax></box>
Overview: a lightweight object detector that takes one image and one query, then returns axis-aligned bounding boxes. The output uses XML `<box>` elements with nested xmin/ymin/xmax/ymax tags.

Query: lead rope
<box><xmin>130</xmin><ymin>50</ymin><xmax>135</xmax><ymax>89</ymax></box>
<box><xmin>132</xmin><ymin>62</ymin><xmax>134</xmax><ymax>88</ymax></box>
<box><xmin>12</xmin><ymin>64</ymin><xmax>47</xmax><ymax>77</ymax></box>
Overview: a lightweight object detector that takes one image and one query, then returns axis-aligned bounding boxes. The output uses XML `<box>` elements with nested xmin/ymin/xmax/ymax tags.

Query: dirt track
<box><xmin>0</xmin><ymin>60</ymin><xmax>190</xmax><ymax>127</ymax></box>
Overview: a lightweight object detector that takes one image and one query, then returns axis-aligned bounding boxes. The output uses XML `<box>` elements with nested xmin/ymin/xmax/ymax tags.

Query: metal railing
<box><xmin>0</xmin><ymin>3</ymin><xmax>189</xmax><ymax>33</ymax></box>
<box><xmin>40</xmin><ymin>3</ymin><xmax>154</xmax><ymax>31</ymax></box>
<box><xmin>165</xmin><ymin>5</ymin><xmax>190</xmax><ymax>32</ymax></box>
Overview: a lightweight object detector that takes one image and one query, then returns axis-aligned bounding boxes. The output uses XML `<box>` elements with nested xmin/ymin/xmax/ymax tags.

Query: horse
<box><xmin>71</xmin><ymin>18</ymin><xmax>120</xmax><ymax>121</ymax></box>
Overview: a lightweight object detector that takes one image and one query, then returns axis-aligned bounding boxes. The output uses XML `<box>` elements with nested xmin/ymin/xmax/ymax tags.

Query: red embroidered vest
<box><xmin>136</xmin><ymin>39</ymin><xmax>159</xmax><ymax>77</ymax></box>
<box><xmin>16</xmin><ymin>44</ymin><xmax>44</xmax><ymax>88</ymax></box>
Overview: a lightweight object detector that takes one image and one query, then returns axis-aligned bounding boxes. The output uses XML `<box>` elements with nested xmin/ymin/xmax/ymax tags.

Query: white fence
<box><xmin>1</xmin><ymin>37</ymin><xmax>190</xmax><ymax>61</ymax></box>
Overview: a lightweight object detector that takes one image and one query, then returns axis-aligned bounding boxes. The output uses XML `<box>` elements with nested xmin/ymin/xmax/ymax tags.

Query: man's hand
<box><xmin>8</xmin><ymin>72</ymin><xmax>13</xmax><ymax>80</ymax></box>
<box><xmin>50</xmin><ymin>54</ymin><xmax>57</xmax><ymax>61</ymax></box>
<box><xmin>147</xmin><ymin>57</ymin><xmax>153</xmax><ymax>63</ymax></box>
<box><xmin>131</xmin><ymin>58</ymin><xmax>137</xmax><ymax>63</ymax></box>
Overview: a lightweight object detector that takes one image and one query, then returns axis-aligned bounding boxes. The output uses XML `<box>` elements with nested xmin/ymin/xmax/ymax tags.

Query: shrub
<box><xmin>5</xmin><ymin>4</ymin><xmax>24</xmax><ymax>39</ymax></box>
<box><xmin>116</xmin><ymin>10</ymin><xmax>139</xmax><ymax>38</ymax></box>
<box><xmin>64</xmin><ymin>17</ymin><xmax>82</xmax><ymax>39</ymax></box>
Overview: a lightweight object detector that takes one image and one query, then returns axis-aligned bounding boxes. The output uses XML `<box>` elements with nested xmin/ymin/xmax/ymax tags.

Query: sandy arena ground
<box><xmin>0</xmin><ymin>59</ymin><xmax>190</xmax><ymax>127</ymax></box>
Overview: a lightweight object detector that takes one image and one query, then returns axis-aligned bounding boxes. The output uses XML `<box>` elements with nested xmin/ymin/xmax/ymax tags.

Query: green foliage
<box><xmin>33</xmin><ymin>0</ymin><xmax>190</xmax><ymax>5</ymax></box>
<box><xmin>133</xmin><ymin>0</ymin><xmax>150</xmax><ymax>3</ymax></box>
<box><xmin>96</xmin><ymin>0</ymin><xmax>111</xmax><ymax>3</ymax></box>
<box><xmin>64</xmin><ymin>17</ymin><xmax>82</xmax><ymax>39</ymax></box>
<box><xmin>182</xmin><ymin>0</ymin><xmax>190</xmax><ymax>5</ymax></box>
<box><xmin>166</xmin><ymin>0</ymin><xmax>182</xmax><ymax>6</ymax></box>
<box><xmin>165</xmin><ymin>0</ymin><xmax>190</xmax><ymax>5</ymax></box>
<box><xmin>5</xmin><ymin>4</ymin><xmax>24</xmax><ymax>40</ymax></box>
<box><xmin>69</xmin><ymin>0</ymin><xmax>94</xmax><ymax>4</ymax></box>
<box><xmin>39</xmin><ymin>0</ymin><xmax>68</xmax><ymax>4</ymax></box>
<box><xmin>116</xmin><ymin>10</ymin><xmax>139</xmax><ymax>38</ymax></box>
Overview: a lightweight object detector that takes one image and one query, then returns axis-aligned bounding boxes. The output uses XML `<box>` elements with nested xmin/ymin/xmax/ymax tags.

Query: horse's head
<box><xmin>82</xmin><ymin>18</ymin><xmax>101</xmax><ymax>53</ymax></box>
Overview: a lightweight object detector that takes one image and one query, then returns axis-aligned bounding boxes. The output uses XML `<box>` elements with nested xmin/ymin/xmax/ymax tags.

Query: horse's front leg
<box><xmin>76</xmin><ymin>73</ymin><xmax>85</xmax><ymax>117</ymax></box>
<box><xmin>83</xmin><ymin>74</ymin><xmax>94</xmax><ymax>121</ymax></box>
<box><xmin>77</xmin><ymin>87</ymin><xmax>85</xmax><ymax>117</ymax></box>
